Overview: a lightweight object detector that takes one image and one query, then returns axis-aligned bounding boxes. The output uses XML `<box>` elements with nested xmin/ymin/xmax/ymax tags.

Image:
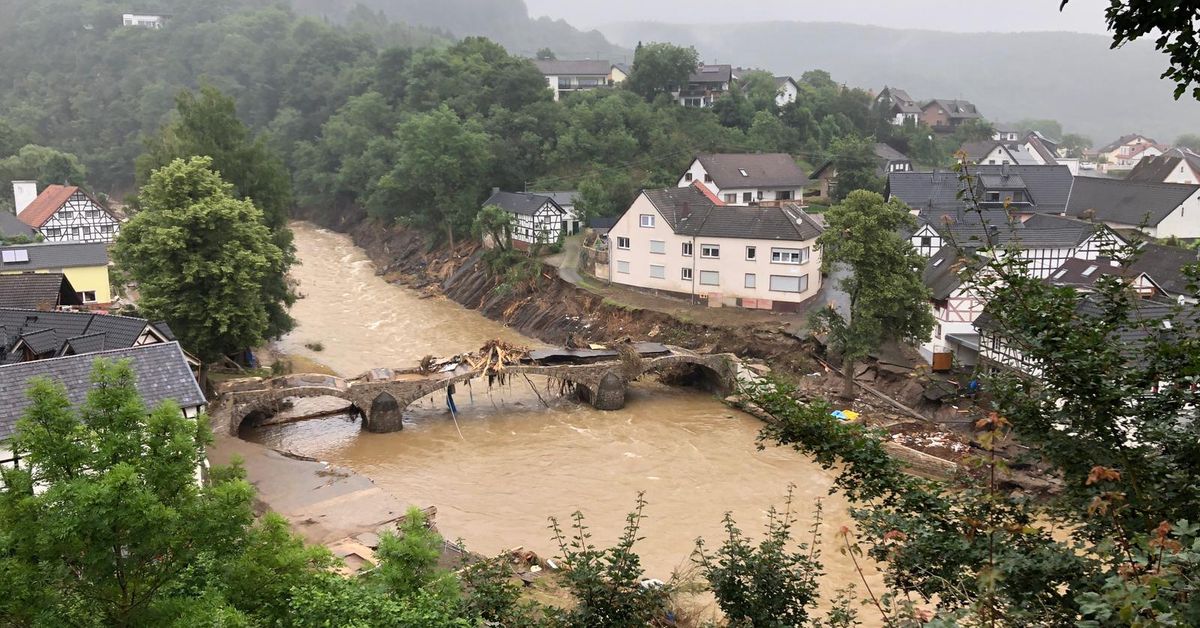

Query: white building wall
<box><xmin>776</xmin><ymin>82</ymin><xmax>798</xmax><ymax>106</ymax></box>
<box><xmin>1164</xmin><ymin>163</ymin><xmax>1200</xmax><ymax>185</ymax></box>
<box><xmin>1151</xmin><ymin>189</ymin><xmax>1200</xmax><ymax>239</ymax></box>
<box><xmin>675</xmin><ymin>161</ymin><xmax>803</xmax><ymax>205</ymax></box>
<box><xmin>11</xmin><ymin>181</ymin><xmax>37</xmax><ymax>215</ymax></box>
<box><xmin>35</xmin><ymin>192</ymin><xmax>120</xmax><ymax>244</ymax></box>
<box><xmin>608</xmin><ymin>194</ymin><xmax>821</xmax><ymax>309</ymax></box>
<box><xmin>980</xmin><ymin>145</ymin><xmax>1016</xmax><ymax>165</ymax></box>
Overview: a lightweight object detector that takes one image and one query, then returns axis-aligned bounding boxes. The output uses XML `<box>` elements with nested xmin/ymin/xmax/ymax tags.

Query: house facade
<box><xmin>920</xmin><ymin>99</ymin><xmax>982</xmax><ymax>131</ymax></box>
<box><xmin>0</xmin><ymin>242</ymin><xmax>112</xmax><ymax>305</ymax></box>
<box><xmin>1127</xmin><ymin>149</ymin><xmax>1200</xmax><ymax>185</ymax></box>
<box><xmin>1097</xmin><ymin>133</ymin><xmax>1161</xmax><ymax>168</ymax></box>
<box><xmin>875</xmin><ymin>87</ymin><xmax>921</xmax><ymax>126</ymax></box>
<box><xmin>532</xmin><ymin>59</ymin><xmax>615</xmax><ymax>101</ymax></box>
<box><xmin>774</xmin><ymin>76</ymin><xmax>799</xmax><ymax>106</ymax></box>
<box><xmin>13</xmin><ymin>183</ymin><xmax>120</xmax><ymax>244</ymax></box>
<box><xmin>677</xmin><ymin>153</ymin><xmax>808</xmax><ymax>206</ymax></box>
<box><xmin>676</xmin><ymin>65</ymin><xmax>733</xmax><ymax>108</ymax></box>
<box><xmin>608</xmin><ymin>185</ymin><xmax>823</xmax><ymax>312</ymax></box>
<box><xmin>122</xmin><ymin>13</ymin><xmax>167</xmax><ymax>28</ymax></box>
<box><xmin>482</xmin><ymin>190</ymin><xmax>570</xmax><ymax>250</ymax></box>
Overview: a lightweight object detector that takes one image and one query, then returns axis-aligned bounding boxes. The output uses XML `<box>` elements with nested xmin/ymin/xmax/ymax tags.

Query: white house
<box><xmin>122</xmin><ymin>13</ymin><xmax>168</xmax><ymax>28</ymax></box>
<box><xmin>676</xmin><ymin>65</ymin><xmax>733</xmax><ymax>108</ymax></box>
<box><xmin>1098</xmin><ymin>133</ymin><xmax>1159</xmax><ymax>167</ymax></box>
<box><xmin>607</xmin><ymin>184</ymin><xmax>823</xmax><ymax>312</ymax></box>
<box><xmin>774</xmin><ymin>76</ymin><xmax>799</xmax><ymax>107</ymax></box>
<box><xmin>875</xmin><ymin>87</ymin><xmax>922</xmax><ymax>126</ymax></box>
<box><xmin>1128</xmin><ymin>148</ymin><xmax>1200</xmax><ymax>185</ymax></box>
<box><xmin>482</xmin><ymin>190</ymin><xmax>570</xmax><ymax>250</ymax></box>
<box><xmin>12</xmin><ymin>183</ymin><xmax>121</xmax><ymax>244</ymax></box>
<box><xmin>677</xmin><ymin>153</ymin><xmax>808</xmax><ymax>206</ymax></box>
<box><xmin>532</xmin><ymin>59</ymin><xmax>614</xmax><ymax>101</ymax></box>
<box><xmin>1066</xmin><ymin>177</ymin><xmax>1200</xmax><ymax>239</ymax></box>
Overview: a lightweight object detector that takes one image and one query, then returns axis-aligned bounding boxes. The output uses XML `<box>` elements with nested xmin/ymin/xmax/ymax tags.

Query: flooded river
<box><xmin>252</xmin><ymin>222</ymin><xmax>880</xmax><ymax>610</ymax></box>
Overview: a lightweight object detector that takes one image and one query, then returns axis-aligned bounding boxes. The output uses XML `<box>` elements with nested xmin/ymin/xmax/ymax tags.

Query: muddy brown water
<box><xmin>251</xmin><ymin>222</ymin><xmax>882</xmax><ymax>615</ymax></box>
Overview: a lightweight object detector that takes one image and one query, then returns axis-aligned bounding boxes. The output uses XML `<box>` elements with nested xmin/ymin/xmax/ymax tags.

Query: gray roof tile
<box><xmin>0</xmin><ymin>273</ymin><xmax>79</xmax><ymax>309</ymax></box>
<box><xmin>0</xmin><ymin>241</ymin><xmax>109</xmax><ymax>271</ymax></box>
<box><xmin>888</xmin><ymin>165</ymin><xmax>1074</xmax><ymax>214</ymax></box>
<box><xmin>483</xmin><ymin>191</ymin><xmax>564</xmax><ymax>217</ymax></box>
<box><xmin>642</xmin><ymin>187</ymin><xmax>822</xmax><ymax>242</ymax></box>
<box><xmin>1065</xmin><ymin>177</ymin><xmax>1199</xmax><ymax>226</ymax></box>
<box><xmin>0</xmin><ymin>342</ymin><xmax>205</xmax><ymax>441</ymax></box>
<box><xmin>695</xmin><ymin>153</ymin><xmax>809</xmax><ymax>189</ymax></box>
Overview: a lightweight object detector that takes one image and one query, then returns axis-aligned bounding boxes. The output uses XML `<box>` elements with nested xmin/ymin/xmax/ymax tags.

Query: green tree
<box><xmin>812</xmin><ymin>191</ymin><xmax>933</xmax><ymax>397</ymax></box>
<box><xmin>113</xmin><ymin>157</ymin><xmax>289</xmax><ymax>363</ymax></box>
<box><xmin>367</xmin><ymin>106</ymin><xmax>492</xmax><ymax>247</ymax></box>
<box><xmin>536</xmin><ymin>47</ymin><xmax>556</xmax><ymax>60</ymax></box>
<box><xmin>1060</xmin><ymin>132</ymin><xmax>1094</xmax><ymax>158</ymax></box>
<box><xmin>474</xmin><ymin>204</ymin><xmax>514</xmax><ymax>250</ymax></box>
<box><xmin>1175</xmin><ymin>133</ymin><xmax>1200</xmax><ymax>151</ymax></box>
<box><xmin>0</xmin><ymin>144</ymin><xmax>88</xmax><ymax>189</ymax></box>
<box><xmin>1014</xmin><ymin>118</ymin><xmax>1064</xmax><ymax>140</ymax></box>
<box><xmin>626</xmin><ymin>41</ymin><xmax>698</xmax><ymax>101</ymax></box>
<box><xmin>828</xmin><ymin>135</ymin><xmax>883</xmax><ymax>202</ymax></box>
<box><xmin>0</xmin><ymin>359</ymin><xmax>333</xmax><ymax>625</ymax></box>
<box><xmin>739</xmin><ymin>70</ymin><xmax>783</xmax><ymax>112</ymax></box>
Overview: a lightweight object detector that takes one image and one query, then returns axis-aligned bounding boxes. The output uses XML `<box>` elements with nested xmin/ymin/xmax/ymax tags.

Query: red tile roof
<box><xmin>690</xmin><ymin>180</ymin><xmax>726</xmax><ymax>205</ymax></box>
<box><xmin>18</xmin><ymin>185</ymin><xmax>78</xmax><ymax>228</ymax></box>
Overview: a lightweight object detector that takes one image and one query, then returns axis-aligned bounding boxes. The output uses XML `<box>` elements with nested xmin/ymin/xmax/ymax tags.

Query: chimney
<box><xmin>12</xmin><ymin>181</ymin><xmax>37</xmax><ymax>215</ymax></box>
<box><xmin>491</xmin><ymin>187</ymin><xmax>500</xmax><ymax>196</ymax></box>
<box><xmin>1001</xmin><ymin>162</ymin><xmax>1010</xmax><ymax>177</ymax></box>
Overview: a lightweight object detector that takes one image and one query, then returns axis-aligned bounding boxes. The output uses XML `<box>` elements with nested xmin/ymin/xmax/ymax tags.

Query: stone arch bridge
<box><xmin>223</xmin><ymin>345</ymin><xmax>739</xmax><ymax>434</ymax></box>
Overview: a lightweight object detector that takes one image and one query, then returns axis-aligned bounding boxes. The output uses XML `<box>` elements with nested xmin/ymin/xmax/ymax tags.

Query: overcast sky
<box><xmin>524</xmin><ymin>0</ymin><xmax>1112</xmax><ymax>34</ymax></box>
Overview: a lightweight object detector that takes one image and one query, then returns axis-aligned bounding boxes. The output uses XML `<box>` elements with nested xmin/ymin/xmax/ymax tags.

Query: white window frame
<box><xmin>768</xmin><ymin>274</ymin><xmax>809</xmax><ymax>293</ymax></box>
<box><xmin>639</xmin><ymin>214</ymin><xmax>655</xmax><ymax>228</ymax></box>
<box><xmin>617</xmin><ymin>237</ymin><xmax>631</xmax><ymax>250</ymax></box>
<box><xmin>681</xmin><ymin>241</ymin><xmax>693</xmax><ymax>256</ymax></box>
<box><xmin>616</xmin><ymin>260</ymin><xmax>630</xmax><ymax>274</ymax></box>
<box><xmin>699</xmin><ymin>270</ymin><xmax>720</xmax><ymax>286</ymax></box>
<box><xmin>744</xmin><ymin>273</ymin><xmax>756</xmax><ymax>289</ymax></box>
<box><xmin>700</xmin><ymin>244</ymin><xmax>720</xmax><ymax>259</ymax></box>
<box><xmin>649</xmin><ymin>240</ymin><xmax>666</xmax><ymax>254</ymax></box>
<box><xmin>723</xmin><ymin>193</ymin><xmax>737</xmax><ymax>204</ymax></box>
<box><xmin>770</xmin><ymin>247</ymin><xmax>809</xmax><ymax>265</ymax></box>
<box><xmin>681</xmin><ymin>267</ymin><xmax>693</xmax><ymax>281</ymax></box>
<box><xmin>745</xmin><ymin>246</ymin><xmax>757</xmax><ymax>261</ymax></box>
<box><xmin>649</xmin><ymin>264</ymin><xmax>666</xmax><ymax>279</ymax></box>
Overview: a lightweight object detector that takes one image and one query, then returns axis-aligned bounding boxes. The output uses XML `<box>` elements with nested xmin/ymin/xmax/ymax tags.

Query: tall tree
<box><xmin>0</xmin><ymin>359</ymin><xmax>334</xmax><ymax>625</ymax></box>
<box><xmin>1175</xmin><ymin>133</ymin><xmax>1200</xmax><ymax>151</ymax></box>
<box><xmin>828</xmin><ymin>135</ymin><xmax>884</xmax><ymax>202</ymax></box>
<box><xmin>813</xmin><ymin>190</ymin><xmax>933</xmax><ymax>397</ymax></box>
<box><xmin>1060</xmin><ymin>132</ymin><xmax>1094</xmax><ymax>158</ymax></box>
<box><xmin>137</xmin><ymin>85</ymin><xmax>297</xmax><ymax>338</ymax></box>
<box><xmin>626</xmin><ymin>42</ymin><xmax>698</xmax><ymax>101</ymax></box>
<box><xmin>0</xmin><ymin>144</ymin><xmax>88</xmax><ymax>190</ymax></box>
<box><xmin>367</xmin><ymin>105</ymin><xmax>491</xmax><ymax>247</ymax></box>
<box><xmin>114</xmin><ymin>157</ymin><xmax>289</xmax><ymax>363</ymax></box>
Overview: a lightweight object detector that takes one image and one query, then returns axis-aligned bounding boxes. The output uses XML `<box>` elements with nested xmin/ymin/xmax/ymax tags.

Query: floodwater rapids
<box><xmin>249</xmin><ymin>222</ymin><xmax>882</xmax><ymax>614</ymax></box>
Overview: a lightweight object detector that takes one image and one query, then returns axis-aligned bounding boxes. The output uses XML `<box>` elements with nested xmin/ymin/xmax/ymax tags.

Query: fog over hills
<box><xmin>600</xmin><ymin>21</ymin><xmax>1199</xmax><ymax>144</ymax></box>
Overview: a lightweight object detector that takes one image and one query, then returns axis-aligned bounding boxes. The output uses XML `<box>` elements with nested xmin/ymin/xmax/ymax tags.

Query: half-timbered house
<box><xmin>482</xmin><ymin>190</ymin><xmax>568</xmax><ymax>251</ymax></box>
<box><xmin>13</xmin><ymin>183</ymin><xmax>120</xmax><ymax>244</ymax></box>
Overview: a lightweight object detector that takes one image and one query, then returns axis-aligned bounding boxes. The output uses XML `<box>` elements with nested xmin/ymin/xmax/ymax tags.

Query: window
<box><xmin>71</xmin><ymin>228</ymin><xmax>81</xmax><ymax>237</ymax></box>
<box><xmin>986</xmin><ymin>192</ymin><xmax>1000</xmax><ymax>202</ymax></box>
<box><xmin>920</xmin><ymin>236</ymin><xmax>932</xmax><ymax>247</ymax></box>
<box><xmin>649</xmin><ymin>264</ymin><xmax>665</xmax><ymax>279</ymax></box>
<box><xmin>769</xmin><ymin>274</ymin><xmax>809</xmax><ymax>293</ymax></box>
<box><xmin>1051</xmin><ymin>268</ymin><xmax>1068</xmax><ymax>280</ymax></box>
<box><xmin>724</xmin><ymin>193</ymin><xmax>737</xmax><ymax>204</ymax></box>
<box><xmin>771</xmin><ymin>247</ymin><xmax>809</xmax><ymax>264</ymax></box>
<box><xmin>777</xmin><ymin>190</ymin><xmax>792</xmax><ymax>201</ymax></box>
<box><xmin>700</xmin><ymin>244</ymin><xmax>720</xmax><ymax>258</ymax></box>
<box><xmin>681</xmin><ymin>267</ymin><xmax>693</xmax><ymax>281</ymax></box>
<box><xmin>86</xmin><ymin>210</ymin><xmax>100</xmax><ymax>219</ymax></box>
<box><xmin>744</xmin><ymin>273</ymin><xmax>756</xmax><ymax>289</ymax></box>
<box><xmin>681</xmin><ymin>241</ymin><xmax>693</xmax><ymax>256</ymax></box>
<box><xmin>685</xmin><ymin>172</ymin><xmax>693</xmax><ymax>182</ymax></box>
<box><xmin>81</xmin><ymin>226</ymin><xmax>92</xmax><ymax>236</ymax></box>
<box><xmin>60</xmin><ymin>210</ymin><xmax>74</xmax><ymax>220</ymax></box>
<box><xmin>1</xmin><ymin>249</ymin><xmax>29</xmax><ymax>263</ymax></box>
<box><xmin>742</xmin><ymin>192</ymin><xmax>752</xmax><ymax>203</ymax></box>
<box><xmin>699</xmin><ymin>271</ymin><xmax>720</xmax><ymax>286</ymax></box>
<box><xmin>704</xmin><ymin>173</ymin><xmax>712</xmax><ymax>182</ymax></box>
<box><xmin>935</xmin><ymin>323</ymin><xmax>942</xmax><ymax>338</ymax></box>
<box><xmin>932</xmin><ymin>257</ymin><xmax>946</xmax><ymax>268</ymax></box>
<box><xmin>617</xmin><ymin>237</ymin><xmax>630</xmax><ymax>250</ymax></box>
<box><xmin>639</xmin><ymin>214</ymin><xmax>655</xmax><ymax>228</ymax></box>
<box><xmin>649</xmin><ymin>240</ymin><xmax>666</xmax><ymax>254</ymax></box>
<box><xmin>79</xmin><ymin>291</ymin><xmax>97</xmax><ymax>303</ymax></box>
<box><xmin>1082</xmin><ymin>265</ymin><xmax>1099</xmax><ymax>277</ymax></box>
<box><xmin>745</xmin><ymin>246</ymin><xmax>757</xmax><ymax>261</ymax></box>
<box><xmin>101</xmin><ymin>225</ymin><xmax>114</xmax><ymax>233</ymax></box>
<box><xmin>757</xmin><ymin>190</ymin><xmax>764</xmax><ymax>201</ymax></box>
<box><xmin>43</xmin><ymin>228</ymin><xmax>61</xmax><ymax>237</ymax></box>
<box><xmin>617</xmin><ymin>260</ymin><xmax>630</xmax><ymax>274</ymax></box>
<box><xmin>738</xmin><ymin>168</ymin><xmax>749</xmax><ymax>177</ymax></box>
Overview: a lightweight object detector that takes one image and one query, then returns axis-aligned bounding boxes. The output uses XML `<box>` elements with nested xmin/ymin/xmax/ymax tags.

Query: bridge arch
<box><xmin>636</xmin><ymin>354</ymin><xmax>738</xmax><ymax>397</ymax></box>
<box><xmin>230</xmin><ymin>385</ymin><xmax>361</xmax><ymax>435</ymax></box>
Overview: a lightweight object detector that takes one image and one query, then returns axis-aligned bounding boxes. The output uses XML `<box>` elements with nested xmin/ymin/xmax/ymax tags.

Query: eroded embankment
<box><xmin>339</xmin><ymin>216</ymin><xmax>823</xmax><ymax>376</ymax></box>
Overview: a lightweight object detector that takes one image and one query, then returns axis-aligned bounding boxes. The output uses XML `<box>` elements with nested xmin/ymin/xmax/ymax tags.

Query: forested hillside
<box><xmin>289</xmin><ymin>0</ymin><xmax>628</xmax><ymax>60</ymax></box>
<box><xmin>601</xmin><ymin>20</ymin><xmax>1200</xmax><ymax>143</ymax></box>
<box><xmin>0</xmin><ymin>0</ymin><xmax>443</xmax><ymax>195</ymax></box>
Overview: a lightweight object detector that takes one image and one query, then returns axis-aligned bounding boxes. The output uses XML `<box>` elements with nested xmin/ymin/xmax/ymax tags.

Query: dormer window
<box><xmin>986</xmin><ymin>192</ymin><xmax>1000</xmax><ymax>202</ymax></box>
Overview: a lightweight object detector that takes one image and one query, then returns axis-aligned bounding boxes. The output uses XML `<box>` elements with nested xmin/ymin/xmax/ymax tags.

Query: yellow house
<box><xmin>0</xmin><ymin>241</ymin><xmax>111</xmax><ymax>306</ymax></box>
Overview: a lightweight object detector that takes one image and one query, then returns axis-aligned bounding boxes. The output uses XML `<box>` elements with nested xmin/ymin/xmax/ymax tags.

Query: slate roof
<box><xmin>694</xmin><ymin>153</ymin><xmax>809</xmax><ymax>189</ymax></box>
<box><xmin>0</xmin><ymin>308</ymin><xmax>164</xmax><ymax>359</ymax></box>
<box><xmin>641</xmin><ymin>187</ymin><xmax>822</xmax><ymax>242</ymax></box>
<box><xmin>1127</xmin><ymin>149</ymin><xmax>1200</xmax><ymax>183</ymax></box>
<box><xmin>1025</xmin><ymin>134</ymin><xmax>1060</xmax><ymax>164</ymax></box>
<box><xmin>530</xmin><ymin>190</ymin><xmax>579</xmax><ymax>208</ymax></box>
<box><xmin>532</xmin><ymin>59</ymin><xmax>611</xmax><ymax>76</ymax></box>
<box><xmin>924</xmin><ymin>99</ymin><xmax>981</xmax><ymax>119</ymax></box>
<box><xmin>888</xmin><ymin>165</ymin><xmax>1074</xmax><ymax>214</ymax></box>
<box><xmin>1065</xmin><ymin>177</ymin><xmax>1199</xmax><ymax>226</ymax></box>
<box><xmin>1128</xmin><ymin>243</ymin><xmax>1200</xmax><ymax>295</ymax></box>
<box><xmin>880</xmin><ymin>87</ymin><xmax>921</xmax><ymax>113</ymax></box>
<box><xmin>689</xmin><ymin>64</ymin><xmax>732</xmax><ymax>84</ymax></box>
<box><xmin>0</xmin><ymin>342</ymin><xmax>205</xmax><ymax>441</ymax></box>
<box><xmin>0</xmin><ymin>212</ymin><xmax>37</xmax><ymax>239</ymax></box>
<box><xmin>874</xmin><ymin>143</ymin><xmax>910</xmax><ymax>162</ymax></box>
<box><xmin>0</xmin><ymin>241</ymin><xmax>109</xmax><ymax>271</ymax></box>
<box><xmin>482</xmin><ymin>191</ymin><xmax>564</xmax><ymax>217</ymax></box>
<box><xmin>923</xmin><ymin>245</ymin><xmax>971</xmax><ymax>300</ymax></box>
<box><xmin>0</xmin><ymin>273</ymin><xmax>79</xmax><ymax>309</ymax></box>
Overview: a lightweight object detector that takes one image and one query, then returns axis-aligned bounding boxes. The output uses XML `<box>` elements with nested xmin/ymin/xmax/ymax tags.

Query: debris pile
<box><xmin>467</xmin><ymin>339</ymin><xmax>530</xmax><ymax>385</ymax></box>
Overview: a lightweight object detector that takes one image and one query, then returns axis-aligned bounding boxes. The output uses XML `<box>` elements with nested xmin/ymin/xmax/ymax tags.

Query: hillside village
<box><xmin>2</xmin><ymin>1</ymin><xmax>1200</xmax><ymax>625</ymax></box>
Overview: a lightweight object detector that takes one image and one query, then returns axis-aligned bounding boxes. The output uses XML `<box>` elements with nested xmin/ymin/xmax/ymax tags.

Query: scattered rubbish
<box><xmin>830</xmin><ymin>409</ymin><xmax>860</xmax><ymax>422</ymax></box>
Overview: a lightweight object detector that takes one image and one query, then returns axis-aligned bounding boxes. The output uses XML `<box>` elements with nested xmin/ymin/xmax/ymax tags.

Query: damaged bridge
<box><xmin>224</xmin><ymin>343</ymin><xmax>739</xmax><ymax>434</ymax></box>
